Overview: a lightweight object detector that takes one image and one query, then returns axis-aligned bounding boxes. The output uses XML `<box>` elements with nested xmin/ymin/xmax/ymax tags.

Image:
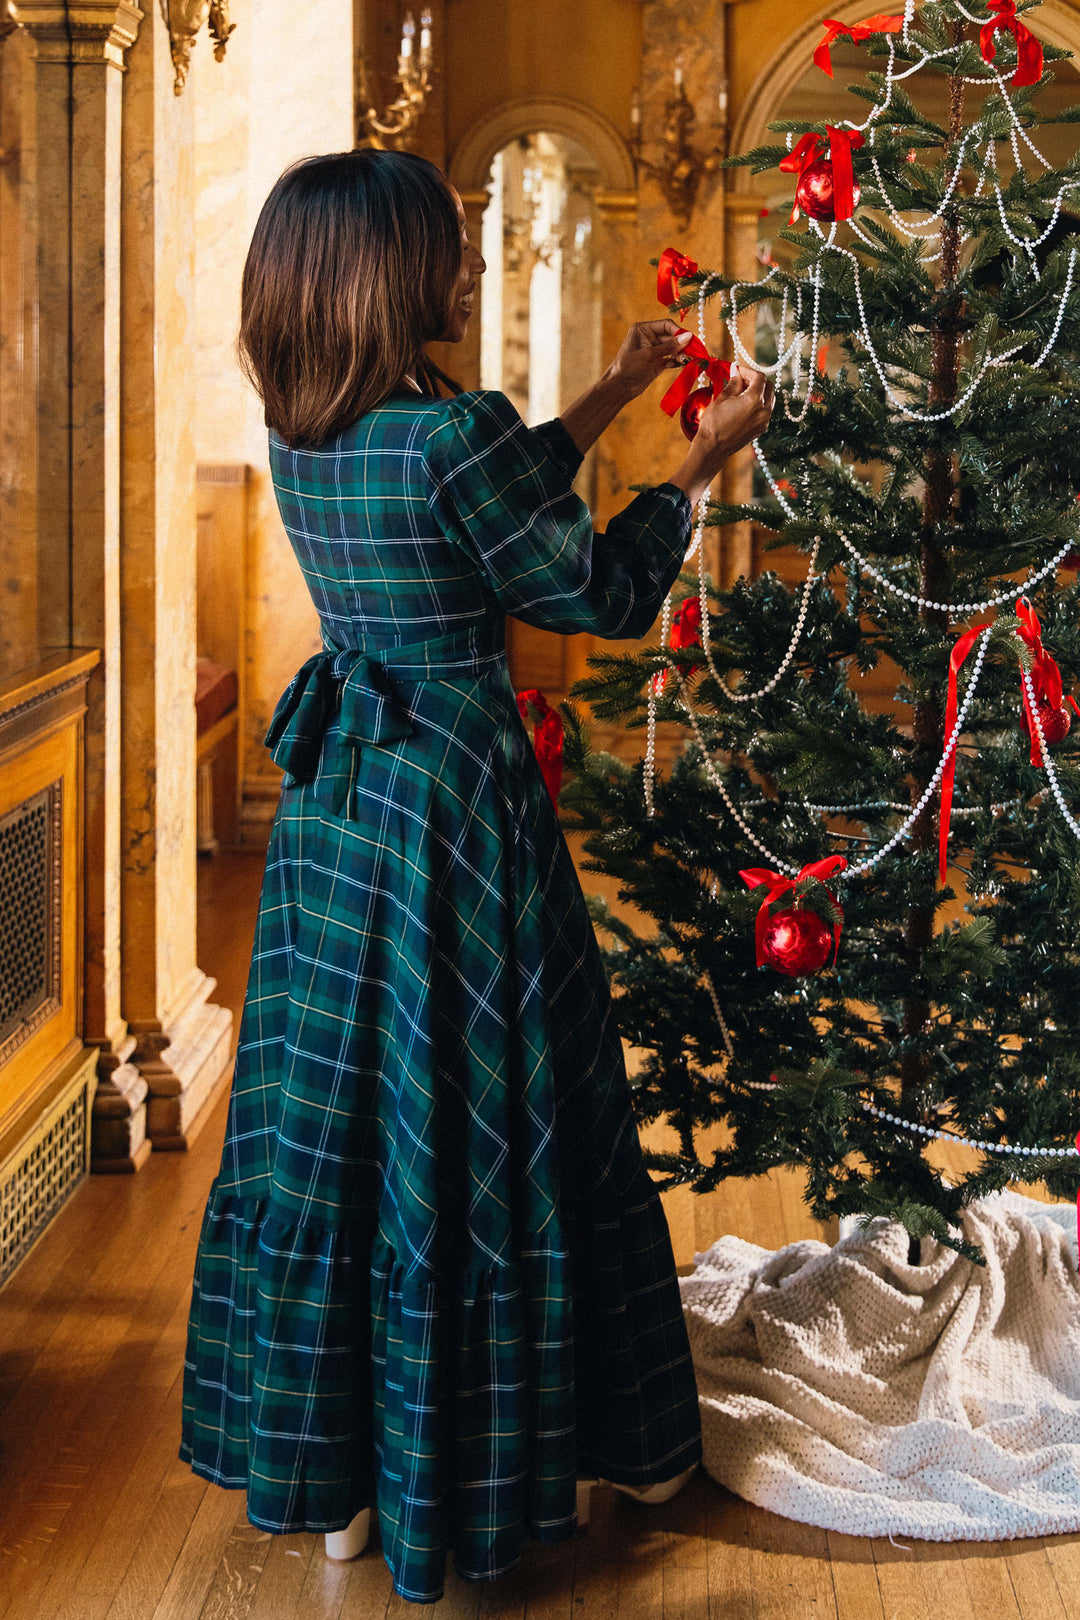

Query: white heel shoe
<box><xmin>576</xmin><ymin>1477</ymin><xmax>600</xmax><ymax>1528</ymax></box>
<box><xmin>325</xmin><ymin>1507</ymin><xmax>371</xmax><ymax>1562</ymax></box>
<box><xmin>608</xmin><ymin>1464</ymin><xmax>698</xmax><ymax>1506</ymax></box>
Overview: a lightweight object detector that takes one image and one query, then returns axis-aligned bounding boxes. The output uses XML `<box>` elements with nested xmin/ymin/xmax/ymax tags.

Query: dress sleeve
<box><xmin>424</xmin><ymin>390</ymin><xmax>693</xmax><ymax>640</ymax></box>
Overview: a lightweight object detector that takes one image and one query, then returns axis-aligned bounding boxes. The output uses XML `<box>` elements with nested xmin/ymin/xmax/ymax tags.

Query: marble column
<box><xmin>118</xmin><ymin>2</ymin><xmax>231</xmax><ymax>1150</ymax></box>
<box><xmin>10</xmin><ymin>0</ymin><xmax>150</xmax><ymax>1170</ymax></box>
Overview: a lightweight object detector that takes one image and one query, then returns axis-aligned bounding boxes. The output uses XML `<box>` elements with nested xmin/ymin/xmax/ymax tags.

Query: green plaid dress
<box><xmin>179</xmin><ymin>388</ymin><xmax>701</xmax><ymax>1603</ymax></box>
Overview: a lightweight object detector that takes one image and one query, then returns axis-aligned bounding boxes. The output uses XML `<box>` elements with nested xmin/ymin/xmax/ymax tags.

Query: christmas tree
<box><xmin>559</xmin><ymin>0</ymin><xmax>1080</xmax><ymax>1258</ymax></box>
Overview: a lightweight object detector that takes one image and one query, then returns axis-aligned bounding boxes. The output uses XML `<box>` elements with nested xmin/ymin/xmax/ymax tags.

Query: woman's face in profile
<box><xmin>441</xmin><ymin>187</ymin><xmax>486</xmax><ymax>343</ymax></box>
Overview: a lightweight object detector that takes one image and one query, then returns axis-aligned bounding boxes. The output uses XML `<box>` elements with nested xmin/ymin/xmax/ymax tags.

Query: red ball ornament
<box><xmin>1022</xmin><ymin>700</ymin><xmax>1072</xmax><ymax>747</ymax></box>
<box><xmin>760</xmin><ymin>907</ymin><xmax>833</xmax><ymax>976</ymax></box>
<box><xmin>795</xmin><ymin>158</ymin><xmax>861</xmax><ymax>223</ymax></box>
<box><xmin>680</xmin><ymin>385</ymin><xmax>714</xmax><ymax>442</ymax></box>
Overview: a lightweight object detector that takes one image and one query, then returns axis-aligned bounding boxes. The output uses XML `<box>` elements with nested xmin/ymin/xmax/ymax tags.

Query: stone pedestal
<box><xmin>131</xmin><ymin>972</ymin><xmax>233</xmax><ymax>1149</ymax></box>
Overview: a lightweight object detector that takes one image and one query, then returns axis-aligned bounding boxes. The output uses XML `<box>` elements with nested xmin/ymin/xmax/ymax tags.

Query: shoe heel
<box><xmin>575</xmin><ymin>1478</ymin><xmax>599</xmax><ymax>1529</ymax></box>
<box><xmin>609</xmin><ymin>1464</ymin><xmax>697</xmax><ymax>1506</ymax></box>
<box><xmin>325</xmin><ymin>1507</ymin><xmax>370</xmax><ymax>1561</ymax></box>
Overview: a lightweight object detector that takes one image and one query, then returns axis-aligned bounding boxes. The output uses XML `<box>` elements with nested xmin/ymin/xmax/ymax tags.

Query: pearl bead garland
<box><xmin>1022</xmin><ymin>666</ymin><xmax>1080</xmax><ymax>845</ymax></box>
<box><xmin>695</xmin><ymin>536</ymin><xmax>821</xmax><ymax>702</ymax></box>
<box><xmin>703</xmin><ymin>970</ymin><xmax>736</xmax><ymax>1060</ymax></box>
<box><xmin>709</xmin><ymin>1046</ymin><xmax>1078</xmax><ymax>1165</ymax></box>
<box><xmin>662</xmin><ymin>625</ymin><xmax>989</xmax><ymax>878</ymax></box>
<box><xmin>753</xmin><ymin>438</ymin><xmax>1078</xmax><ymax>615</ymax></box>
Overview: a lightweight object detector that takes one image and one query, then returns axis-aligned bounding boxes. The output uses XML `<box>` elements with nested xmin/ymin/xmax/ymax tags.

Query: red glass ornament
<box><xmin>1022</xmin><ymin>700</ymin><xmax>1072</xmax><ymax>747</ymax></box>
<box><xmin>680</xmin><ymin>385</ymin><xmax>714</xmax><ymax>442</ymax></box>
<box><xmin>794</xmin><ymin>158</ymin><xmax>862</xmax><ymax>223</ymax></box>
<box><xmin>1062</xmin><ymin>551</ymin><xmax>1080</xmax><ymax>570</ymax></box>
<box><xmin>760</xmin><ymin>907</ymin><xmax>833</xmax><ymax>976</ymax></box>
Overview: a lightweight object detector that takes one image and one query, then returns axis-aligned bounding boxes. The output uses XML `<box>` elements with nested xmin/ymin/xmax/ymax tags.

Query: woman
<box><xmin>179</xmin><ymin>148</ymin><xmax>773</xmax><ymax>1605</ymax></box>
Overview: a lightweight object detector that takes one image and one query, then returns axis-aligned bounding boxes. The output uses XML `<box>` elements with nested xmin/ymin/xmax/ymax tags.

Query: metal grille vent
<box><xmin>0</xmin><ymin>1080</ymin><xmax>89</xmax><ymax>1287</ymax></box>
<box><xmin>0</xmin><ymin>785</ymin><xmax>61</xmax><ymax>1059</ymax></box>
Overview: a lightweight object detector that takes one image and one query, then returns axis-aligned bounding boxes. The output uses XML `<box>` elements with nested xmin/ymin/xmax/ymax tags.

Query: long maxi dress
<box><xmin>179</xmin><ymin>387</ymin><xmax>702</xmax><ymax>1604</ymax></box>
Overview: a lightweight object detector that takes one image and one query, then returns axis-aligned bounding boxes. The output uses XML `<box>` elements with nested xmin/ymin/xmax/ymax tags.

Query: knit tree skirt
<box><xmin>681</xmin><ymin>1192</ymin><xmax>1080</xmax><ymax>1541</ymax></box>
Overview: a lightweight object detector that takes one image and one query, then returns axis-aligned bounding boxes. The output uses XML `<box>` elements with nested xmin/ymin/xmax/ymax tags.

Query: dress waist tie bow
<box><xmin>265</xmin><ymin>620</ymin><xmax>506</xmax><ymax>818</ymax></box>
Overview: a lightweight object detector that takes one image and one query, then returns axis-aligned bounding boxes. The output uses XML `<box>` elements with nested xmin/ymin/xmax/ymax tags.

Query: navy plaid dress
<box><xmin>179</xmin><ymin>389</ymin><xmax>702</xmax><ymax>1603</ymax></box>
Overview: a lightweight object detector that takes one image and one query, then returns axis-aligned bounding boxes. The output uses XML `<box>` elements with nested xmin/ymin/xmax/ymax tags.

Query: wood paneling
<box><xmin>0</xmin><ymin>652</ymin><xmax>96</xmax><ymax>1152</ymax></box>
<box><xmin>0</xmin><ymin>850</ymin><xmax>1072</xmax><ymax>1618</ymax></box>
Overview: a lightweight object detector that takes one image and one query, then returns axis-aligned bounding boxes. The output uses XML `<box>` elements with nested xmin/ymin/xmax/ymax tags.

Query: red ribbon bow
<box><xmin>739</xmin><ymin>857</ymin><xmax>847</xmax><ymax>968</ymax></box>
<box><xmin>656</xmin><ymin>247</ymin><xmax>700</xmax><ymax>308</ymax></box>
<box><xmin>660</xmin><ymin>337</ymin><xmax>733</xmax><ymax>417</ymax></box>
<box><xmin>939</xmin><ymin>622</ymin><xmax>992</xmax><ymax>885</ymax></box>
<box><xmin>1015</xmin><ymin>598</ymin><xmax>1080</xmax><ymax>765</ymax></box>
<box><xmin>653</xmin><ymin>596</ymin><xmax>703</xmax><ymax>695</ymax></box>
<box><xmin>980</xmin><ymin>0</ymin><xmax>1044</xmax><ymax>87</ymax></box>
<box><xmin>813</xmin><ymin>14</ymin><xmax>905</xmax><ymax>77</ymax></box>
<box><xmin>779</xmin><ymin>127</ymin><xmax>865</xmax><ymax>224</ymax></box>
<box><xmin>516</xmin><ymin>688</ymin><xmax>565</xmax><ymax>804</ymax></box>
<box><xmin>656</xmin><ymin>245</ymin><xmax>733</xmax><ymax>416</ymax></box>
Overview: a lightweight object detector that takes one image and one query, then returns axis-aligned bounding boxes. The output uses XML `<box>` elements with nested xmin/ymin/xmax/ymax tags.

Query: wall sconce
<box><xmin>630</xmin><ymin>63</ymin><xmax>729</xmax><ymax>229</ymax></box>
<box><xmin>356</xmin><ymin>9</ymin><xmax>434</xmax><ymax>151</ymax></box>
<box><xmin>159</xmin><ymin>0</ymin><xmax>235</xmax><ymax>97</ymax></box>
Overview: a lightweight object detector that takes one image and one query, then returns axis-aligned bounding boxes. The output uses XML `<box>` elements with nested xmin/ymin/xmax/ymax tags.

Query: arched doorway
<box><xmin>449</xmin><ymin>97</ymin><xmax>636</xmax><ymax>697</ymax></box>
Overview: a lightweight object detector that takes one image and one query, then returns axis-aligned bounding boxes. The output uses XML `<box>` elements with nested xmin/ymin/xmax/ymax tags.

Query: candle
<box><xmin>674</xmin><ymin>63</ymin><xmax>683</xmax><ymax>88</ymax></box>
<box><xmin>420</xmin><ymin>8</ymin><xmax>431</xmax><ymax>56</ymax></box>
<box><xmin>718</xmin><ymin>78</ymin><xmax>729</xmax><ymax>120</ymax></box>
<box><xmin>630</xmin><ymin>87</ymin><xmax>641</xmax><ymax>127</ymax></box>
<box><xmin>401</xmin><ymin>11</ymin><xmax>414</xmax><ymax>58</ymax></box>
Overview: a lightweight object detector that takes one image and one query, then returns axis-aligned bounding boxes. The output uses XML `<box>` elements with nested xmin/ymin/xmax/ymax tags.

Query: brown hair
<box><xmin>238</xmin><ymin>149</ymin><xmax>462</xmax><ymax>449</ymax></box>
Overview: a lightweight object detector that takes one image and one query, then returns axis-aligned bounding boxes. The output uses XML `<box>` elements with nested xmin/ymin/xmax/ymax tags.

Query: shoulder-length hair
<box><xmin>238</xmin><ymin>149</ymin><xmax>462</xmax><ymax>449</ymax></box>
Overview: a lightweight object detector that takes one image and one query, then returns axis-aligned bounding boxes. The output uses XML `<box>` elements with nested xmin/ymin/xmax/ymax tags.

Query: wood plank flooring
<box><xmin>0</xmin><ymin>844</ymin><xmax>1076</xmax><ymax>1618</ymax></box>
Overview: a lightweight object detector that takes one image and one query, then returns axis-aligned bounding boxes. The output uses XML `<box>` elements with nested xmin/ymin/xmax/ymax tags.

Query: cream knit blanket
<box><xmin>679</xmin><ymin>1192</ymin><xmax>1080</xmax><ymax>1540</ymax></box>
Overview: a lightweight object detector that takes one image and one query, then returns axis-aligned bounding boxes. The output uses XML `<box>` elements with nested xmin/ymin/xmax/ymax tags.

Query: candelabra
<box><xmin>630</xmin><ymin>64</ymin><xmax>729</xmax><ymax>229</ymax></box>
<box><xmin>356</xmin><ymin>9</ymin><xmax>434</xmax><ymax>152</ymax></box>
<box><xmin>158</xmin><ymin>0</ymin><xmax>235</xmax><ymax>97</ymax></box>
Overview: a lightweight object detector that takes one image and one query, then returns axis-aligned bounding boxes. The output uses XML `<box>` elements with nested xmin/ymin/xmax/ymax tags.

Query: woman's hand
<box><xmin>606</xmin><ymin>320</ymin><xmax>695</xmax><ymax>401</ymax></box>
<box><xmin>558</xmin><ymin>321</ymin><xmax>694</xmax><ymax>453</ymax></box>
<box><xmin>667</xmin><ymin>365</ymin><xmax>776</xmax><ymax>506</ymax></box>
<box><xmin>696</xmin><ymin>365</ymin><xmax>776</xmax><ymax>459</ymax></box>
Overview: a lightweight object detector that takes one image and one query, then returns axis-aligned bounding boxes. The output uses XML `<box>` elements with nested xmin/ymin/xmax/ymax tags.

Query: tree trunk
<box><xmin>901</xmin><ymin>29</ymin><xmax>965</xmax><ymax>1119</ymax></box>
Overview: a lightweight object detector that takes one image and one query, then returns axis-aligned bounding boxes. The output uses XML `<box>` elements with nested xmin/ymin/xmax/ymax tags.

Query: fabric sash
<box><xmin>265</xmin><ymin>618</ymin><xmax>507</xmax><ymax>816</ymax></box>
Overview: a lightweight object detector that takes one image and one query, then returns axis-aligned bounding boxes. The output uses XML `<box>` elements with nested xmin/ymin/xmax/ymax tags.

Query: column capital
<box><xmin>9</xmin><ymin>2</ymin><xmax>143</xmax><ymax>66</ymax></box>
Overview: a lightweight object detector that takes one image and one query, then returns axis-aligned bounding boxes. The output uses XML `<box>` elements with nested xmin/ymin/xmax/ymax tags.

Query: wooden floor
<box><xmin>1</xmin><ymin>846</ymin><xmax>1078</xmax><ymax>1619</ymax></box>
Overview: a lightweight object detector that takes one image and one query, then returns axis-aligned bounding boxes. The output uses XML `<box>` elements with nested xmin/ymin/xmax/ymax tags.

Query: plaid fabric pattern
<box><xmin>179</xmin><ymin>389</ymin><xmax>700</xmax><ymax>1603</ymax></box>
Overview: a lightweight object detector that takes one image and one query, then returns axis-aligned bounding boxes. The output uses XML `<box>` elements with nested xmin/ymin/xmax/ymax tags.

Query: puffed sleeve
<box><xmin>423</xmin><ymin>390</ymin><xmax>693</xmax><ymax>640</ymax></box>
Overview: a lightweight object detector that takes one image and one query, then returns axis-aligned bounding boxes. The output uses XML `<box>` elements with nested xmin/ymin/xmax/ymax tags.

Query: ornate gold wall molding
<box><xmin>8</xmin><ymin>1</ymin><xmax>142</xmax><ymax>67</ymax></box>
<box><xmin>448</xmin><ymin>94</ymin><xmax>637</xmax><ymax>222</ymax></box>
<box><xmin>157</xmin><ymin>0</ymin><xmax>234</xmax><ymax>96</ymax></box>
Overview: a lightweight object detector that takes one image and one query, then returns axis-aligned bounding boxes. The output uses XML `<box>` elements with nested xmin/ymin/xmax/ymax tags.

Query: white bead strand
<box><xmin>703</xmin><ymin>1005</ymin><xmax>1077</xmax><ymax>1163</ymax></box>
<box><xmin>703</xmin><ymin>970</ymin><xmax>736</xmax><ymax>1060</ymax></box>
<box><xmin>694</xmin><ymin>537</ymin><xmax>822</xmax><ymax>704</ymax></box>
<box><xmin>752</xmin><ymin>437</ymin><xmax>1078</xmax><ymax>615</ymax></box>
<box><xmin>868</xmin><ymin>126</ymin><xmax>977</xmax><ymax>236</ymax></box>
<box><xmin>1022</xmin><ymin>666</ymin><xmax>1080</xmax><ymax>844</ymax></box>
<box><xmin>859</xmin><ymin>1098</ymin><xmax>1078</xmax><ymax>1158</ymax></box>
<box><xmin>836</xmin><ymin>530</ymin><xmax>1078</xmax><ymax>615</ymax></box>
<box><xmin>644</xmin><ymin>584</ymin><xmax>678</xmax><ymax>819</ymax></box>
<box><xmin>668</xmin><ymin>625</ymin><xmax>990</xmax><ymax>880</ymax></box>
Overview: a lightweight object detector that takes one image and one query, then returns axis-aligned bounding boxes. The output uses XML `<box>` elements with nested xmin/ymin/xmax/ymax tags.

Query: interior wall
<box><xmin>192</xmin><ymin>1</ymin><xmax>354</xmax><ymax>833</ymax></box>
<box><xmin>0</xmin><ymin>25</ymin><xmax>36</xmax><ymax>674</ymax></box>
